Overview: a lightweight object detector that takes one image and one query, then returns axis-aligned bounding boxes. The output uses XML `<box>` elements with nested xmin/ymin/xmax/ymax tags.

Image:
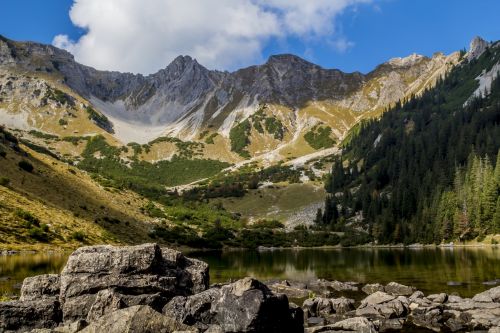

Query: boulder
<box><xmin>384</xmin><ymin>282</ymin><xmax>416</xmax><ymax>296</ymax></box>
<box><xmin>20</xmin><ymin>274</ymin><xmax>60</xmax><ymax>301</ymax></box>
<box><xmin>302</xmin><ymin>297</ymin><xmax>355</xmax><ymax>319</ymax></box>
<box><xmin>408</xmin><ymin>306</ymin><xmax>443</xmax><ymax>332</ymax></box>
<box><xmin>268</xmin><ymin>282</ymin><xmax>310</xmax><ymax>299</ymax></box>
<box><xmin>362</xmin><ymin>283</ymin><xmax>384</xmax><ymax>295</ymax></box>
<box><xmin>427</xmin><ymin>293</ymin><xmax>448</xmax><ymax>304</ymax></box>
<box><xmin>59</xmin><ymin>244</ymin><xmax>208</xmax><ymax>321</ymax></box>
<box><xmin>79</xmin><ymin>305</ymin><xmax>193</xmax><ymax>333</ymax></box>
<box><xmin>331</xmin><ymin>317</ymin><xmax>377</xmax><ymax>333</ymax></box>
<box><xmin>472</xmin><ymin>286</ymin><xmax>500</xmax><ymax>303</ymax></box>
<box><xmin>0</xmin><ymin>299</ymin><xmax>62</xmax><ymax>331</ymax></box>
<box><xmin>360</xmin><ymin>291</ymin><xmax>395</xmax><ymax>305</ymax></box>
<box><xmin>163</xmin><ymin>277</ymin><xmax>303</xmax><ymax>333</ymax></box>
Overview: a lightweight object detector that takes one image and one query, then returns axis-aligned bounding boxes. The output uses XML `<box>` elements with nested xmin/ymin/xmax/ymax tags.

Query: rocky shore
<box><xmin>0</xmin><ymin>243</ymin><xmax>499</xmax><ymax>333</ymax></box>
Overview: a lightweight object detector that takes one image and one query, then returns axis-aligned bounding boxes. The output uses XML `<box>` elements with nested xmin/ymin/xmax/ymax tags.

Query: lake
<box><xmin>1</xmin><ymin>247</ymin><xmax>499</xmax><ymax>298</ymax></box>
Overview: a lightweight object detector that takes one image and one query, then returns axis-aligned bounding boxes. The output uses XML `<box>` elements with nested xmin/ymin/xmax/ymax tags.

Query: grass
<box><xmin>215</xmin><ymin>183</ymin><xmax>326</xmax><ymax>224</ymax></box>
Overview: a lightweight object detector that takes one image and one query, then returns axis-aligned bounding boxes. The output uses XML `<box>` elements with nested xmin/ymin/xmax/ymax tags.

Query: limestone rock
<box><xmin>0</xmin><ymin>298</ymin><xmax>62</xmax><ymax>332</ymax></box>
<box><xmin>79</xmin><ymin>305</ymin><xmax>193</xmax><ymax>333</ymax></box>
<box><xmin>20</xmin><ymin>274</ymin><xmax>60</xmax><ymax>301</ymax></box>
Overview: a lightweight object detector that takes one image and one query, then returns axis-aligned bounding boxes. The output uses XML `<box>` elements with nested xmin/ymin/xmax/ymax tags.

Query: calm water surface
<box><xmin>1</xmin><ymin>248</ymin><xmax>499</xmax><ymax>298</ymax></box>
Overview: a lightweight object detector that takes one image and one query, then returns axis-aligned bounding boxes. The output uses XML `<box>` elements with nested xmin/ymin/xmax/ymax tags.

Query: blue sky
<box><xmin>1</xmin><ymin>0</ymin><xmax>500</xmax><ymax>74</ymax></box>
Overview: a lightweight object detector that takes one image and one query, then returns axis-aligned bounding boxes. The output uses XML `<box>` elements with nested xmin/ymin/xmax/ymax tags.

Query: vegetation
<box><xmin>43</xmin><ymin>87</ymin><xmax>75</xmax><ymax>107</ymax></box>
<box><xmin>320</xmin><ymin>48</ymin><xmax>500</xmax><ymax>244</ymax></box>
<box><xmin>58</xmin><ymin>118</ymin><xmax>68</xmax><ymax>126</ymax></box>
<box><xmin>77</xmin><ymin>135</ymin><xmax>230</xmax><ymax>198</ymax></box>
<box><xmin>229</xmin><ymin>119</ymin><xmax>251</xmax><ymax>158</ymax></box>
<box><xmin>205</xmin><ymin>133</ymin><xmax>218</xmax><ymax>144</ymax></box>
<box><xmin>304</xmin><ymin>125</ymin><xmax>335</xmax><ymax>149</ymax></box>
<box><xmin>85</xmin><ymin>106</ymin><xmax>113</xmax><ymax>132</ymax></box>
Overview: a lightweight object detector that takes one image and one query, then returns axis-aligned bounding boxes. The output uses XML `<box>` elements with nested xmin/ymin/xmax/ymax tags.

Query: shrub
<box><xmin>0</xmin><ymin>150</ymin><xmax>6</xmax><ymax>158</ymax></box>
<box><xmin>0</xmin><ymin>177</ymin><xmax>9</xmax><ymax>186</ymax></box>
<box><xmin>15</xmin><ymin>208</ymin><xmax>40</xmax><ymax>227</ymax></box>
<box><xmin>71</xmin><ymin>231</ymin><xmax>85</xmax><ymax>242</ymax></box>
<box><xmin>18</xmin><ymin>160</ymin><xmax>34</xmax><ymax>172</ymax></box>
<box><xmin>58</xmin><ymin>119</ymin><xmax>68</xmax><ymax>126</ymax></box>
<box><xmin>28</xmin><ymin>227</ymin><xmax>48</xmax><ymax>242</ymax></box>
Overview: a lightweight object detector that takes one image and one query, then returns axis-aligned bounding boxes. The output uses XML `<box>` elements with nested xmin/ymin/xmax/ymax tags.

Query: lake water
<box><xmin>1</xmin><ymin>247</ymin><xmax>499</xmax><ymax>298</ymax></box>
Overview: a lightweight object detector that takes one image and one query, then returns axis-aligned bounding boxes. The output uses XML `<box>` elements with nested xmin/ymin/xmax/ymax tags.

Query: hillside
<box><xmin>319</xmin><ymin>40</ymin><xmax>500</xmax><ymax>244</ymax></box>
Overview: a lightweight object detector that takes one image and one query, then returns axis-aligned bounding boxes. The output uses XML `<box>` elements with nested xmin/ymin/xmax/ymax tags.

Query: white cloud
<box><xmin>54</xmin><ymin>0</ymin><xmax>371</xmax><ymax>74</ymax></box>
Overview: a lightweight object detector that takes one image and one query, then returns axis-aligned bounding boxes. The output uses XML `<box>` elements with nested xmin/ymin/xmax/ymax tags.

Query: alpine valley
<box><xmin>0</xmin><ymin>34</ymin><xmax>499</xmax><ymax>250</ymax></box>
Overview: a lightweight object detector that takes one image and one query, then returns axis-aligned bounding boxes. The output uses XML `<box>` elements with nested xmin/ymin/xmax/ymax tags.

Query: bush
<box><xmin>15</xmin><ymin>208</ymin><xmax>40</xmax><ymax>227</ymax></box>
<box><xmin>0</xmin><ymin>177</ymin><xmax>9</xmax><ymax>186</ymax></box>
<box><xmin>58</xmin><ymin>119</ymin><xmax>68</xmax><ymax>126</ymax></box>
<box><xmin>0</xmin><ymin>150</ymin><xmax>6</xmax><ymax>158</ymax></box>
<box><xmin>28</xmin><ymin>227</ymin><xmax>48</xmax><ymax>242</ymax></box>
<box><xmin>18</xmin><ymin>160</ymin><xmax>34</xmax><ymax>172</ymax></box>
<box><xmin>71</xmin><ymin>231</ymin><xmax>86</xmax><ymax>242</ymax></box>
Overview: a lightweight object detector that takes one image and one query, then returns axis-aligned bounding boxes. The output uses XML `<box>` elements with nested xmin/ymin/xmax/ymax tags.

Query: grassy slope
<box><xmin>216</xmin><ymin>182</ymin><xmax>326</xmax><ymax>225</ymax></box>
<box><xmin>0</xmin><ymin>140</ymin><xmax>157</xmax><ymax>250</ymax></box>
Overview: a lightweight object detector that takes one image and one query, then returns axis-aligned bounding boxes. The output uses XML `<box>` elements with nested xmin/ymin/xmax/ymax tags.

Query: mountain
<box><xmin>0</xmin><ymin>35</ymin><xmax>463</xmax><ymax>166</ymax></box>
<box><xmin>319</xmin><ymin>39</ymin><xmax>500</xmax><ymax>244</ymax></box>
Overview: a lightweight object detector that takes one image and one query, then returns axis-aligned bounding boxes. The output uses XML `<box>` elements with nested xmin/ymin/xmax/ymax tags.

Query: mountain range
<box><xmin>2</xmin><ymin>35</ymin><xmax>486</xmax><ymax>166</ymax></box>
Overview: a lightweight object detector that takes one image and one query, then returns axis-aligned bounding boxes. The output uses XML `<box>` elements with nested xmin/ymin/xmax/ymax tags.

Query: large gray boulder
<box><xmin>163</xmin><ymin>277</ymin><xmax>303</xmax><ymax>332</ymax></box>
<box><xmin>59</xmin><ymin>244</ymin><xmax>208</xmax><ymax>321</ymax></box>
<box><xmin>79</xmin><ymin>305</ymin><xmax>193</xmax><ymax>333</ymax></box>
<box><xmin>384</xmin><ymin>282</ymin><xmax>416</xmax><ymax>296</ymax></box>
<box><xmin>0</xmin><ymin>298</ymin><xmax>62</xmax><ymax>331</ymax></box>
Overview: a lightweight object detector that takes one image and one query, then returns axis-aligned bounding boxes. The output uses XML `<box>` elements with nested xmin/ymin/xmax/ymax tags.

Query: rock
<box><xmin>302</xmin><ymin>297</ymin><xmax>354</xmax><ymax>319</ymax></box>
<box><xmin>79</xmin><ymin>305</ymin><xmax>193</xmax><ymax>333</ymax></box>
<box><xmin>268</xmin><ymin>282</ymin><xmax>311</xmax><ymax>299</ymax></box>
<box><xmin>362</xmin><ymin>283</ymin><xmax>384</xmax><ymax>295</ymax></box>
<box><xmin>331</xmin><ymin>317</ymin><xmax>377</xmax><ymax>333</ymax></box>
<box><xmin>360</xmin><ymin>291</ymin><xmax>395</xmax><ymax>305</ymax></box>
<box><xmin>408</xmin><ymin>306</ymin><xmax>443</xmax><ymax>332</ymax></box>
<box><xmin>307</xmin><ymin>317</ymin><xmax>326</xmax><ymax>327</ymax></box>
<box><xmin>378</xmin><ymin>318</ymin><xmax>405</xmax><ymax>332</ymax></box>
<box><xmin>212</xmin><ymin>277</ymin><xmax>301</xmax><ymax>332</ymax></box>
<box><xmin>356</xmin><ymin>297</ymin><xmax>407</xmax><ymax>320</ymax></box>
<box><xmin>164</xmin><ymin>277</ymin><xmax>302</xmax><ymax>333</ymax></box>
<box><xmin>86</xmin><ymin>289</ymin><xmax>126</xmax><ymax>322</ymax></box>
<box><xmin>384</xmin><ymin>282</ymin><xmax>415</xmax><ymax>296</ymax></box>
<box><xmin>59</xmin><ymin>244</ymin><xmax>209</xmax><ymax>321</ymax></box>
<box><xmin>427</xmin><ymin>293</ymin><xmax>448</xmax><ymax>304</ymax></box>
<box><xmin>309</xmin><ymin>279</ymin><xmax>358</xmax><ymax>293</ymax></box>
<box><xmin>468</xmin><ymin>36</ymin><xmax>489</xmax><ymax>61</ymax></box>
<box><xmin>489</xmin><ymin>327</ymin><xmax>500</xmax><ymax>333</ymax></box>
<box><xmin>0</xmin><ymin>299</ymin><xmax>62</xmax><ymax>331</ymax></box>
<box><xmin>20</xmin><ymin>274</ymin><xmax>60</xmax><ymax>301</ymax></box>
<box><xmin>472</xmin><ymin>286</ymin><xmax>500</xmax><ymax>303</ymax></box>
<box><xmin>447</xmin><ymin>295</ymin><xmax>464</xmax><ymax>303</ymax></box>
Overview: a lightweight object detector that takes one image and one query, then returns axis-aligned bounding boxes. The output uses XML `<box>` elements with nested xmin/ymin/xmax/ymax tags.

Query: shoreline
<box><xmin>1</xmin><ymin>240</ymin><xmax>499</xmax><ymax>255</ymax></box>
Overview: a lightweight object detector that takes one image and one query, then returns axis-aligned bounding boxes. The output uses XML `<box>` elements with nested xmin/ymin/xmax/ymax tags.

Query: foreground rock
<box><xmin>0</xmin><ymin>244</ymin><xmax>303</xmax><ymax>333</ymax></box>
<box><xmin>163</xmin><ymin>277</ymin><xmax>303</xmax><ymax>332</ymax></box>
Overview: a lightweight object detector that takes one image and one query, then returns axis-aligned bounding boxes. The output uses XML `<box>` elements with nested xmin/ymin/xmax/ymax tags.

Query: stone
<box><xmin>79</xmin><ymin>305</ymin><xmax>193</xmax><ymax>333</ymax></box>
<box><xmin>408</xmin><ymin>306</ymin><xmax>443</xmax><ymax>332</ymax></box>
<box><xmin>331</xmin><ymin>317</ymin><xmax>377</xmax><ymax>333</ymax></box>
<box><xmin>379</xmin><ymin>318</ymin><xmax>405</xmax><ymax>332</ymax></box>
<box><xmin>268</xmin><ymin>282</ymin><xmax>311</xmax><ymax>299</ymax></box>
<box><xmin>86</xmin><ymin>289</ymin><xmax>126</xmax><ymax>322</ymax></box>
<box><xmin>0</xmin><ymin>299</ymin><xmax>62</xmax><ymax>332</ymax></box>
<box><xmin>427</xmin><ymin>293</ymin><xmax>448</xmax><ymax>304</ymax></box>
<box><xmin>384</xmin><ymin>282</ymin><xmax>416</xmax><ymax>296</ymax></box>
<box><xmin>20</xmin><ymin>274</ymin><xmax>60</xmax><ymax>301</ymax></box>
<box><xmin>59</xmin><ymin>244</ymin><xmax>209</xmax><ymax>321</ymax></box>
<box><xmin>362</xmin><ymin>283</ymin><xmax>384</xmax><ymax>295</ymax></box>
<box><xmin>473</xmin><ymin>286</ymin><xmax>500</xmax><ymax>303</ymax></box>
<box><xmin>302</xmin><ymin>297</ymin><xmax>354</xmax><ymax>319</ymax></box>
<box><xmin>360</xmin><ymin>291</ymin><xmax>395</xmax><ymax>305</ymax></box>
<box><xmin>164</xmin><ymin>277</ymin><xmax>302</xmax><ymax>333</ymax></box>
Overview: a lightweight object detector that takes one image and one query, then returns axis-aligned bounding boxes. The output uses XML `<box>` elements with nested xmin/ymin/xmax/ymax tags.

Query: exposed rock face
<box><xmin>163</xmin><ymin>277</ymin><xmax>303</xmax><ymax>333</ymax></box>
<box><xmin>468</xmin><ymin>36</ymin><xmax>490</xmax><ymax>61</ymax></box>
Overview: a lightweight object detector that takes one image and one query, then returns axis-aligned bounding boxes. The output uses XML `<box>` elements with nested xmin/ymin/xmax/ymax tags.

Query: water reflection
<box><xmin>1</xmin><ymin>247</ymin><xmax>499</xmax><ymax>298</ymax></box>
<box><xmin>190</xmin><ymin>247</ymin><xmax>500</xmax><ymax>297</ymax></box>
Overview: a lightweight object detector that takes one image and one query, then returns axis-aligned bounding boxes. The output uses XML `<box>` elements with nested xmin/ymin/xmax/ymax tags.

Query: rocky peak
<box><xmin>468</xmin><ymin>36</ymin><xmax>489</xmax><ymax>61</ymax></box>
<box><xmin>387</xmin><ymin>53</ymin><xmax>426</xmax><ymax>68</ymax></box>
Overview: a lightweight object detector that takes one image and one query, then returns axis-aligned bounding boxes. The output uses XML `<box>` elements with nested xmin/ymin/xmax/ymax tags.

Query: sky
<box><xmin>1</xmin><ymin>0</ymin><xmax>500</xmax><ymax>75</ymax></box>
